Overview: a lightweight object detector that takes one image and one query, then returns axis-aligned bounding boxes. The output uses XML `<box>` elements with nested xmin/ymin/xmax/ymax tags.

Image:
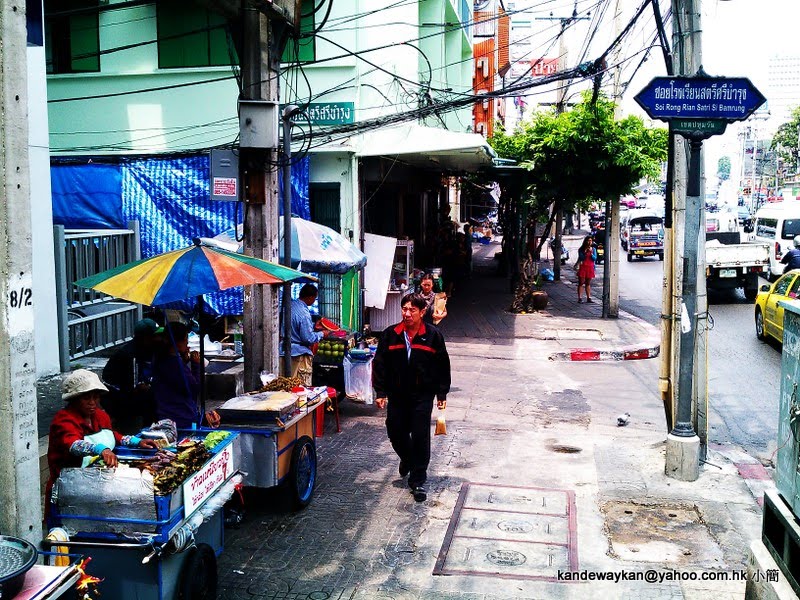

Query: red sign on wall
<box><xmin>213</xmin><ymin>177</ymin><xmax>237</xmax><ymax>197</ymax></box>
<box><xmin>531</xmin><ymin>58</ymin><xmax>558</xmax><ymax>77</ymax></box>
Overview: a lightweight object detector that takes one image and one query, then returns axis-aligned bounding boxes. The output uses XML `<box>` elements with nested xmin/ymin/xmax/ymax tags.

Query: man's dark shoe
<box><xmin>399</xmin><ymin>462</ymin><xmax>410</xmax><ymax>478</ymax></box>
<box><xmin>412</xmin><ymin>486</ymin><xmax>427</xmax><ymax>502</ymax></box>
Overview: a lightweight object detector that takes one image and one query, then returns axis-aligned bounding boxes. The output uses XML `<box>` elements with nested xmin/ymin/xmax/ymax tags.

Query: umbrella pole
<box><xmin>197</xmin><ymin>295</ymin><xmax>207</xmax><ymax>423</ymax></box>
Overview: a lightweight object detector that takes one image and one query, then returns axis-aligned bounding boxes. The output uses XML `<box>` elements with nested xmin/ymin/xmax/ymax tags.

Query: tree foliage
<box><xmin>771</xmin><ymin>105</ymin><xmax>800</xmax><ymax>165</ymax></box>
<box><xmin>489</xmin><ymin>91</ymin><xmax>667</xmax><ymax>214</ymax></box>
<box><xmin>717</xmin><ymin>156</ymin><xmax>731</xmax><ymax>181</ymax></box>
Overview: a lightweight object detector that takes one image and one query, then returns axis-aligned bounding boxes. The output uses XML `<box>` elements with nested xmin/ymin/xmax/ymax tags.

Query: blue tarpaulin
<box><xmin>51</xmin><ymin>154</ymin><xmax>311</xmax><ymax>315</ymax></box>
<box><xmin>278</xmin><ymin>157</ymin><xmax>310</xmax><ymax>219</ymax></box>
<box><xmin>51</xmin><ymin>164</ymin><xmax>125</xmax><ymax>229</ymax></box>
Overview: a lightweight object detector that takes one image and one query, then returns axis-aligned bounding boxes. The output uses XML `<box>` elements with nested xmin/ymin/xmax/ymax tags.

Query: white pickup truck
<box><xmin>706</xmin><ymin>232</ymin><xmax>770</xmax><ymax>300</ymax></box>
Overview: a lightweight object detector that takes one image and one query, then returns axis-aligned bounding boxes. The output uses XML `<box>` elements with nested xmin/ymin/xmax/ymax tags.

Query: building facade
<box><xmin>43</xmin><ymin>0</ymin><xmax>490</xmax><ymax>353</ymax></box>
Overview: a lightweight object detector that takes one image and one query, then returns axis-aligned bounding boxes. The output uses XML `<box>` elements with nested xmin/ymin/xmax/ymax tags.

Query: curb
<box><xmin>734</xmin><ymin>461</ymin><xmax>774</xmax><ymax>508</ymax></box>
<box><xmin>549</xmin><ymin>340</ymin><xmax>661</xmax><ymax>362</ymax></box>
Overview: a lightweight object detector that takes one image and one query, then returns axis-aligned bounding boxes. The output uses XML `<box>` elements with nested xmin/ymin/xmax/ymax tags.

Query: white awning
<box><xmin>355</xmin><ymin>124</ymin><xmax>496</xmax><ymax>172</ymax></box>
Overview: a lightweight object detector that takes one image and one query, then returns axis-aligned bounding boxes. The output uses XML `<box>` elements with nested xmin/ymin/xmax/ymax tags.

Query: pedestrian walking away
<box><xmin>373</xmin><ymin>293</ymin><xmax>451</xmax><ymax>503</ymax></box>
<box><xmin>576</xmin><ymin>235</ymin><xmax>597</xmax><ymax>303</ymax></box>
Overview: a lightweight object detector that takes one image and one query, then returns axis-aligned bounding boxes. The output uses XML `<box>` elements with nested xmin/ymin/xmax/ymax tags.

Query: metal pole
<box><xmin>672</xmin><ymin>139</ymin><xmax>702</xmax><ymax>438</ymax></box>
<box><xmin>281</xmin><ymin>106</ymin><xmax>297</xmax><ymax>377</ymax></box>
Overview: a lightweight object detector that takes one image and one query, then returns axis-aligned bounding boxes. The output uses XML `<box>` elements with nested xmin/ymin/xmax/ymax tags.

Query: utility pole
<box><xmin>604</xmin><ymin>0</ymin><xmax>624</xmax><ymax>318</ymax></box>
<box><xmin>0</xmin><ymin>0</ymin><xmax>42</xmax><ymax>543</ymax></box>
<box><xmin>240</xmin><ymin>9</ymin><xmax>282</xmax><ymax>390</ymax></box>
<box><xmin>665</xmin><ymin>0</ymin><xmax>704</xmax><ymax>481</ymax></box>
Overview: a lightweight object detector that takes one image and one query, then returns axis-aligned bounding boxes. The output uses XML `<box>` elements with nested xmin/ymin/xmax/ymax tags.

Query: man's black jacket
<box><xmin>372</xmin><ymin>321</ymin><xmax>451</xmax><ymax>400</ymax></box>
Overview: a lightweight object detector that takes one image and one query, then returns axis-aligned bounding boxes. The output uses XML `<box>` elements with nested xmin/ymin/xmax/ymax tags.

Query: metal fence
<box><xmin>54</xmin><ymin>223</ymin><xmax>141</xmax><ymax>369</ymax></box>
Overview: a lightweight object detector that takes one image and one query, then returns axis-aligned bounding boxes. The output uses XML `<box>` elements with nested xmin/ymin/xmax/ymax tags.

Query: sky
<box><xmin>615</xmin><ymin>0</ymin><xmax>800</xmax><ymax>188</ymax></box>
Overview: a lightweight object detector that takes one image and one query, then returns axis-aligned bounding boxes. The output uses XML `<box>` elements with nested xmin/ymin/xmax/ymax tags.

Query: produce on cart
<box><xmin>47</xmin><ymin>428</ymin><xmax>241</xmax><ymax>600</ymax></box>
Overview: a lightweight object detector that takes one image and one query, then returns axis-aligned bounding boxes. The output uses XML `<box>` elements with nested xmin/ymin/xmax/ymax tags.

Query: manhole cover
<box><xmin>487</xmin><ymin>549</ymin><xmax>527</xmax><ymax>566</ymax></box>
<box><xmin>602</xmin><ymin>501</ymin><xmax>723</xmax><ymax>564</ymax></box>
<box><xmin>434</xmin><ymin>483</ymin><xmax>577</xmax><ymax>581</ymax></box>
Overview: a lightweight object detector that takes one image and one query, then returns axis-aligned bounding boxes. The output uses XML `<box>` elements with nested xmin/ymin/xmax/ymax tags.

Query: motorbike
<box><xmin>592</xmin><ymin>226</ymin><xmax>606</xmax><ymax>264</ymax></box>
<box><xmin>549</xmin><ymin>237</ymin><xmax>570</xmax><ymax>265</ymax></box>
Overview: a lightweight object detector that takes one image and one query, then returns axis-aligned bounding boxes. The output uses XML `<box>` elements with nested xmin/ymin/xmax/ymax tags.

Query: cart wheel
<box><xmin>289</xmin><ymin>436</ymin><xmax>317</xmax><ymax>509</ymax></box>
<box><xmin>178</xmin><ymin>543</ymin><xmax>217</xmax><ymax>600</ymax></box>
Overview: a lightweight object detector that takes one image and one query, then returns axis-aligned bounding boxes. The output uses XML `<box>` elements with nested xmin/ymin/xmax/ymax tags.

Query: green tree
<box><xmin>717</xmin><ymin>156</ymin><xmax>731</xmax><ymax>181</ymax></box>
<box><xmin>489</xmin><ymin>91</ymin><xmax>667</xmax><ymax>242</ymax></box>
<box><xmin>771</xmin><ymin>105</ymin><xmax>800</xmax><ymax>166</ymax></box>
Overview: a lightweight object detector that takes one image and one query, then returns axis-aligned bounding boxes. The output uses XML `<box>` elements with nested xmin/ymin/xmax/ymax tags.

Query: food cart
<box><xmin>214</xmin><ymin>385</ymin><xmax>328</xmax><ymax>508</ymax></box>
<box><xmin>46</xmin><ymin>430</ymin><xmax>241</xmax><ymax>600</ymax></box>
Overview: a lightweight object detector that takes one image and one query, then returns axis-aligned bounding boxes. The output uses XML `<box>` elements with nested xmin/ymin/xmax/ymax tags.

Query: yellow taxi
<box><xmin>755</xmin><ymin>269</ymin><xmax>800</xmax><ymax>343</ymax></box>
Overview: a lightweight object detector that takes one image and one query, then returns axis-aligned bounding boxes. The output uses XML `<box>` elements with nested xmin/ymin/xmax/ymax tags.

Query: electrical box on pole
<box><xmin>239</xmin><ymin>100</ymin><xmax>280</xmax><ymax>149</ymax></box>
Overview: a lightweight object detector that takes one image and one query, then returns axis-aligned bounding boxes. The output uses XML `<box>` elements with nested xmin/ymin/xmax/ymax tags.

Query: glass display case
<box><xmin>390</xmin><ymin>240</ymin><xmax>414</xmax><ymax>290</ymax></box>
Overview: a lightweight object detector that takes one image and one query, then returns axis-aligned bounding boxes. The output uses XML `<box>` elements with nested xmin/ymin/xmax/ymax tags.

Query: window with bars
<box><xmin>44</xmin><ymin>0</ymin><xmax>100</xmax><ymax>74</ymax></box>
<box><xmin>157</xmin><ymin>1</ymin><xmax>233</xmax><ymax>69</ymax></box>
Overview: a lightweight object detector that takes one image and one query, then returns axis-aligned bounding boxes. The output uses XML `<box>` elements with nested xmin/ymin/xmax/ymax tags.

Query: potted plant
<box><xmin>509</xmin><ymin>262</ymin><xmax>548</xmax><ymax>313</ymax></box>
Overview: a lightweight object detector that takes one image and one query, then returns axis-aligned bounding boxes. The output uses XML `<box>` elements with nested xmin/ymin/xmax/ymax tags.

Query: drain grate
<box><xmin>433</xmin><ymin>483</ymin><xmax>578</xmax><ymax>581</ymax></box>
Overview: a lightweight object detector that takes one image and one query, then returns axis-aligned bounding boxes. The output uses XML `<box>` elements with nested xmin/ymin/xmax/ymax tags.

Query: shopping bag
<box><xmin>434</xmin><ymin>409</ymin><xmax>447</xmax><ymax>436</ymax></box>
<box><xmin>432</xmin><ymin>292</ymin><xmax>448</xmax><ymax>325</ymax></box>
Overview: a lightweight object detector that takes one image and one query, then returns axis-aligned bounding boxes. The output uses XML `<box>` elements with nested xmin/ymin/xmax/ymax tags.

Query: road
<box><xmin>615</xmin><ymin>242</ymin><xmax>781</xmax><ymax>465</ymax></box>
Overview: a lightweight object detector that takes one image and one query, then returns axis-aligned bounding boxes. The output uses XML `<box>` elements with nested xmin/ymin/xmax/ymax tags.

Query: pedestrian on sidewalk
<box><xmin>576</xmin><ymin>235</ymin><xmax>597</xmax><ymax>303</ymax></box>
<box><xmin>373</xmin><ymin>293</ymin><xmax>451</xmax><ymax>503</ymax></box>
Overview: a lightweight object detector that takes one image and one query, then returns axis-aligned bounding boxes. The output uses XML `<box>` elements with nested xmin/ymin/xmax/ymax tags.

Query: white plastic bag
<box><xmin>343</xmin><ymin>354</ymin><xmax>374</xmax><ymax>404</ymax></box>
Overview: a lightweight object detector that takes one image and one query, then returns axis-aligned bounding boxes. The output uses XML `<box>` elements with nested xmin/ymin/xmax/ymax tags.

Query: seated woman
<box><xmin>47</xmin><ymin>369</ymin><xmax>159</xmax><ymax>504</ymax></box>
<box><xmin>153</xmin><ymin>322</ymin><xmax>220</xmax><ymax>429</ymax></box>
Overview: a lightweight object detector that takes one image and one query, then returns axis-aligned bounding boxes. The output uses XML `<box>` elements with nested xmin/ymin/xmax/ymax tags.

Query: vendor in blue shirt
<box><xmin>283</xmin><ymin>284</ymin><xmax>329</xmax><ymax>385</ymax></box>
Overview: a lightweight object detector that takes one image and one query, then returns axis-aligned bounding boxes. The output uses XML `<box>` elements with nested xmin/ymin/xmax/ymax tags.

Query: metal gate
<box><xmin>54</xmin><ymin>223</ymin><xmax>142</xmax><ymax>369</ymax></box>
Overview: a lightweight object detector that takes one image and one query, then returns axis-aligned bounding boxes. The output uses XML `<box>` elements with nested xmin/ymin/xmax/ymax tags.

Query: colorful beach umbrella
<box><xmin>75</xmin><ymin>239</ymin><xmax>316</xmax><ymax>306</ymax></box>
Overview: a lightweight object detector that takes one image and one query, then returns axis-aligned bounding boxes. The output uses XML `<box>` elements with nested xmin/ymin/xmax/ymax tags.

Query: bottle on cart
<box><xmin>234</xmin><ymin>321</ymin><xmax>243</xmax><ymax>355</ymax></box>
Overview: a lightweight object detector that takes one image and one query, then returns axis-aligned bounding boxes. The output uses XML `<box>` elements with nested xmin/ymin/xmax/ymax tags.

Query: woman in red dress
<box><xmin>576</xmin><ymin>236</ymin><xmax>597</xmax><ymax>303</ymax></box>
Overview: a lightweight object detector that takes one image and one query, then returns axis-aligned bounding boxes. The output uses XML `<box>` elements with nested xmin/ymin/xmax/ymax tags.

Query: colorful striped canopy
<box><xmin>75</xmin><ymin>241</ymin><xmax>316</xmax><ymax>306</ymax></box>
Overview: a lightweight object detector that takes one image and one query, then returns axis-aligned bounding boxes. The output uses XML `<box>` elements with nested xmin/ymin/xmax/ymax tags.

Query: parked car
<box><xmin>737</xmin><ymin>206</ymin><xmax>753</xmax><ymax>231</ymax></box>
<box><xmin>755</xmin><ymin>269</ymin><xmax>800</xmax><ymax>343</ymax></box>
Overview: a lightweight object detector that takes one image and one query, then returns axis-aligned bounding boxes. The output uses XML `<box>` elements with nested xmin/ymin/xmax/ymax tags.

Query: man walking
<box><xmin>374</xmin><ymin>293</ymin><xmax>451</xmax><ymax>502</ymax></box>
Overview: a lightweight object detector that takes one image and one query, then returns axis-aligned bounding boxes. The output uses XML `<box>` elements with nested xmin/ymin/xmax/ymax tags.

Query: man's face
<box><xmin>401</xmin><ymin>302</ymin><xmax>424</xmax><ymax>329</ymax></box>
<box><xmin>303</xmin><ymin>295</ymin><xmax>317</xmax><ymax>307</ymax></box>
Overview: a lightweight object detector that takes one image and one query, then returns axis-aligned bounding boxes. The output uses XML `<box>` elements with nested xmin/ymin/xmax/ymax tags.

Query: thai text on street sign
<box><xmin>307</xmin><ymin>102</ymin><xmax>355</xmax><ymax>125</ymax></box>
<box><xmin>635</xmin><ymin>76</ymin><xmax>766</xmax><ymax>122</ymax></box>
<box><xmin>671</xmin><ymin>119</ymin><xmax>727</xmax><ymax>140</ymax></box>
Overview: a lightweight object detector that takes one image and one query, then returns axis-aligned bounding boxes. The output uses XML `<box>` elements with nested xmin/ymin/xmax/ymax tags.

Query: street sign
<box><xmin>670</xmin><ymin>118</ymin><xmax>727</xmax><ymax>140</ymax></box>
<box><xmin>635</xmin><ymin>75</ymin><xmax>766</xmax><ymax>122</ymax></box>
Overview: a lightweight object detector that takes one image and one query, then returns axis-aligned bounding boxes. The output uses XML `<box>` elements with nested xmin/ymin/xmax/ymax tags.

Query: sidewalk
<box><xmin>211</xmin><ymin>238</ymin><xmax>771</xmax><ymax>599</ymax></box>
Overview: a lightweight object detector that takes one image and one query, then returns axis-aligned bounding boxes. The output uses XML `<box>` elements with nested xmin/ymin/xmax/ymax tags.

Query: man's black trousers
<box><xmin>385</xmin><ymin>393</ymin><xmax>435</xmax><ymax>488</ymax></box>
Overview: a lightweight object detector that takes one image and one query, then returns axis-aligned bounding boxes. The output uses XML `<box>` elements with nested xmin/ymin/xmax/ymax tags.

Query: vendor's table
<box><xmin>46</xmin><ymin>432</ymin><xmax>241</xmax><ymax>600</ymax></box>
<box><xmin>212</xmin><ymin>390</ymin><xmax>327</xmax><ymax>509</ymax></box>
